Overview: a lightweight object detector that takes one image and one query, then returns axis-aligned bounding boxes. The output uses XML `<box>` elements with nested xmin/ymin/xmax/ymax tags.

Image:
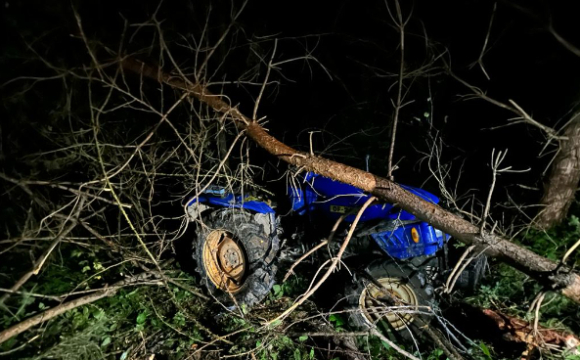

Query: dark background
<box><xmin>2</xmin><ymin>0</ymin><xmax>580</xmax><ymax>222</ymax></box>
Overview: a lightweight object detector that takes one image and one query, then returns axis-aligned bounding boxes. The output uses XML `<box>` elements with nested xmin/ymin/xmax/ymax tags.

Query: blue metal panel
<box><xmin>296</xmin><ymin>172</ymin><xmax>440</xmax><ymax>223</ymax></box>
<box><xmin>288</xmin><ymin>182</ymin><xmax>318</xmax><ymax>215</ymax></box>
<box><xmin>187</xmin><ymin>192</ymin><xmax>275</xmax><ymax>214</ymax></box>
<box><xmin>370</xmin><ymin>222</ymin><xmax>447</xmax><ymax>259</ymax></box>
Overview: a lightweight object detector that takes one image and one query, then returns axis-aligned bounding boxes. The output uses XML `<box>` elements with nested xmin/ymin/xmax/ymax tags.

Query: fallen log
<box><xmin>119</xmin><ymin>57</ymin><xmax>580</xmax><ymax>305</ymax></box>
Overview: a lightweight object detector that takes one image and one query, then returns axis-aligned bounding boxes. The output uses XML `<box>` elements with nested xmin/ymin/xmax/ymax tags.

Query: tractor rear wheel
<box><xmin>194</xmin><ymin>208</ymin><xmax>280</xmax><ymax>307</ymax></box>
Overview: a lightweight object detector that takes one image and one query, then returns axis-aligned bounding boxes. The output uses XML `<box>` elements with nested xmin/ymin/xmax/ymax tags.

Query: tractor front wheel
<box><xmin>345</xmin><ymin>260</ymin><xmax>435</xmax><ymax>338</ymax></box>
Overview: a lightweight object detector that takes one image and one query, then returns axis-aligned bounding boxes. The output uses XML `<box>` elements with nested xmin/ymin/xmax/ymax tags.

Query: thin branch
<box><xmin>0</xmin><ymin>175</ymin><xmax>131</xmax><ymax>208</ymax></box>
<box><xmin>252</xmin><ymin>39</ymin><xmax>278</xmax><ymax>121</ymax></box>
<box><xmin>386</xmin><ymin>0</ymin><xmax>407</xmax><ymax>181</ymax></box>
<box><xmin>0</xmin><ymin>273</ymin><xmax>163</xmax><ymax>345</ymax></box>
<box><xmin>470</xmin><ymin>2</ymin><xmax>497</xmax><ymax>80</ymax></box>
<box><xmin>370</xmin><ymin>328</ymin><xmax>420</xmax><ymax>360</ymax></box>
<box><xmin>451</xmin><ymin>72</ymin><xmax>567</xmax><ymax>141</ymax></box>
<box><xmin>0</xmin><ymin>288</ymin><xmax>61</xmax><ymax>301</ymax></box>
<box><xmin>267</xmin><ymin>196</ymin><xmax>376</xmax><ymax>325</ymax></box>
<box><xmin>0</xmin><ymin>198</ymin><xmax>85</xmax><ymax>305</ymax></box>
<box><xmin>548</xmin><ymin>24</ymin><xmax>580</xmax><ymax>58</ymax></box>
<box><xmin>283</xmin><ymin>240</ymin><xmax>328</xmax><ymax>282</ymax></box>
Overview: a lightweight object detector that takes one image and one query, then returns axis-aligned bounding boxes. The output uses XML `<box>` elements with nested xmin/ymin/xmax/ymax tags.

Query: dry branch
<box><xmin>120</xmin><ymin>58</ymin><xmax>580</xmax><ymax>304</ymax></box>
<box><xmin>482</xmin><ymin>308</ymin><xmax>580</xmax><ymax>356</ymax></box>
<box><xmin>0</xmin><ymin>273</ymin><xmax>163</xmax><ymax>345</ymax></box>
<box><xmin>0</xmin><ymin>197</ymin><xmax>85</xmax><ymax>305</ymax></box>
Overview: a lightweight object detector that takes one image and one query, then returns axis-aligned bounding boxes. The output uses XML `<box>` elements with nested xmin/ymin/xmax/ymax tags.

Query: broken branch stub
<box><xmin>120</xmin><ymin>58</ymin><xmax>580</xmax><ymax>304</ymax></box>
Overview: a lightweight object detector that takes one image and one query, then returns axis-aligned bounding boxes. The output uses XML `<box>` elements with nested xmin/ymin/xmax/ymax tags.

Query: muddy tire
<box><xmin>194</xmin><ymin>208</ymin><xmax>280</xmax><ymax>308</ymax></box>
<box><xmin>344</xmin><ymin>260</ymin><xmax>435</xmax><ymax>338</ymax></box>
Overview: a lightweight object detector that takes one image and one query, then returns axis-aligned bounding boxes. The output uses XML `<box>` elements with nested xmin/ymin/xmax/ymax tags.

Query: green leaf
<box><xmin>71</xmin><ymin>250</ymin><xmax>83</xmax><ymax>258</ymax></box>
<box><xmin>294</xmin><ymin>348</ymin><xmax>301</xmax><ymax>360</ymax></box>
<box><xmin>101</xmin><ymin>336</ymin><xmax>111</xmax><ymax>348</ymax></box>
<box><xmin>269</xmin><ymin>319</ymin><xmax>282</xmax><ymax>327</ymax></box>
<box><xmin>309</xmin><ymin>348</ymin><xmax>314</xmax><ymax>359</ymax></box>
<box><xmin>380</xmin><ymin>340</ymin><xmax>391</xmax><ymax>350</ymax></box>
<box><xmin>241</xmin><ymin>303</ymin><xmax>249</xmax><ymax>314</ymax></box>
<box><xmin>136</xmin><ymin>312</ymin><xmax>148</xmax><ymax>324</ymax></box>
<box><xmin>281</xmin><ymin>336</ymin><xmax>293</xmax><ymax>346</ymax></box>
<box><xmin>298</xmin><ymin>335</ymin><xmax>308</xmax><ymax>342</ymax></box>
<box><xmin>93</xmin><ymin>309</ymin><xmax>105</xmax><ymax>320</ymax></box>
<box><xmin>328</xmin><ymin>314</ymin><xmax>345</xmax><ymax>327</ymax></box>
<box><xmin>480</xmin><ymin>342</ymin><xmax>492</xmax><ymax>359</ymax></box>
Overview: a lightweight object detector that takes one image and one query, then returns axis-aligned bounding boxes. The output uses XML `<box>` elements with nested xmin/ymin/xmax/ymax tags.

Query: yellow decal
<box><xmin>411</xmin><ymin>228</ymin><xmax>420</xmax><ymax>243</ymax></box>
<box><xmin>330</xmin><ymin>205</ymin><xmax>348</xmax><ymax>214</ymax></box>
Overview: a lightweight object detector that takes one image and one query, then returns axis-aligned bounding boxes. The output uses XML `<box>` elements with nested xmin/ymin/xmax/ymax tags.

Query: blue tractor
<box><xmin>186</xmin><ymin>171</ymin><xmax>483</xmax><ymax>332</ymax></box>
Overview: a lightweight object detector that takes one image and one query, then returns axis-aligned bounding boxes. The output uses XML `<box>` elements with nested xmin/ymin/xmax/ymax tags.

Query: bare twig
<box><xmin>0</xmin><ymin>272</ymin><xmax>163</xmax><ymax>345</ymax></box>
<box><xmin>0</xmin><ymin>289</ymin><xmax>61</xmax><ymax>301</ymax></box>
<box><xmin>252</xmin><ymin>39</ymin><xmax>278</xmax><ymax>121</ymax></box>
<box><xmin>370</xmin><ymin>328</ymin><xmax>420</xmax><ymax>360</ymax></box>
<box><xmin>0</xmin><ymin>197</ymin><xmax>85</xmax><ymax>305</ymax></box>
<box><xmin>267</xmin><ymin>196</ymin><xmax>376</xmax><ymax>325</ymax></box>
<box><xmin>451</xmin><ymin>73</ymin><xmax>567</xmax><ymax>141</ymax></box>
<box><xmin>480</xmin><ymin>149</ymin><xmax>529</xmax><ymax>234</ymax></box>
<box><xmin>548</xmin><ymin>24</ymin><xmax>580</xmax><ymax>58</ymax></box>
<box><xmin>386</xmin><ymin>0</ymin><xmax>408</xmax><ymax>181</ymax></box>
<box><xmin>283</xmin><ymin>240</ymin><xmax>328</xmax><ymax>282</ymax></box>
<box><xmin>283</xmin><ymin>213</ymin><xmax>347</xmax><ymax>282</ymax></box>
<box><xmin>529</xmin><ymin>291</ymin><xmax>546</xmax><ymax>339</ymax></box>
<box><xmin>0</xmin><ymin>173</ymin><xmax>49</xmax><ymax>211</ymax></box>
<box><xmin>445</xmin><ymin>245</ymin><xmax>475</xmax><ymax>293</ymax></box>
<box><xmin>561</xmin><ymin>238</ymin><xmax>580</xmax><ymax>266</ymax></box>
<box><xmin>470</xmin><ymin>2</ymin><xmax>497</xmax><ymax>80</ymax></box>
<box><xmin>0</xmin><ymin>335</ymin><xmax>39</xmax><ymax>356</ymax></box>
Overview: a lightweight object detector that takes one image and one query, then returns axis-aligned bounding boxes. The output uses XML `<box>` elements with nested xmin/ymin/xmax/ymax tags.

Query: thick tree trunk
<box><xmin>536</xmin><ymin>115</ymin><xmax>580</xmax><ymax>229</ymax></box>
<box><xmin>120</xmin><ymin>58</ymin><xmax>580</xmax><ymax>304</ymax></box>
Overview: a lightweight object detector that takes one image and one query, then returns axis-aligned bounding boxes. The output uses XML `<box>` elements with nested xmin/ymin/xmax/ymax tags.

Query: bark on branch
<box><xmin>120</xmin><ymin>57</ymin><xmax>580</xmax><ymax>304</ymax></box>
<box><xmin>536</xmin><ymin>114</ymin><xmax>580</xmax><ymax>229</ymax></box>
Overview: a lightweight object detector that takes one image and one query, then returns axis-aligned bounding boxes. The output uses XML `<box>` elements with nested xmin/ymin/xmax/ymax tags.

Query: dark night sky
<box><xmin>2</xmin><ymin>0</ymin><xmax>580</xmax><ymax>219</ymax></box>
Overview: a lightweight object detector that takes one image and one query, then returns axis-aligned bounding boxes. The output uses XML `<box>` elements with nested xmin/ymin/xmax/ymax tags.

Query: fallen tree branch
<box><xmin>0</xmin><ymin>273</ymin><xmax>163</xmax><ymax>345</ymax></box>
<box><xmin>482</xmin><ymin>308</ymin><xmax>580</xmax><ymax>356</ymax></box>
<box><xmin>120</xmin><ymin>57</ymin><xmax>580</xmax><ymax>304</ymax></box>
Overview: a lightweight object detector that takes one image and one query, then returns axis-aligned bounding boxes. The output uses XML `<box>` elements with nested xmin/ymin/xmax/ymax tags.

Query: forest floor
<box><xmin>2</xmin><ymin>211</ymin><xmax>580</xmax><ymax>360</ymax></box>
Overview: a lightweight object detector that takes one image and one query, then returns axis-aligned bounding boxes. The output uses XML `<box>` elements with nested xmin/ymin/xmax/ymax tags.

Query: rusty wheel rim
<box><xmin>359</xmin><ymin>278</ymin><xmax>418</xmax><ymax>330</ymax></box>
<box><xmin>202</xmin><ymin>230</ymin><xmax>246</xmax><ymax>293</ymax></box>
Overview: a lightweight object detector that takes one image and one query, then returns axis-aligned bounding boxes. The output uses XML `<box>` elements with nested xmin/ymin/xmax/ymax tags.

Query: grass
<box><xmin>3</xmin><ymin>210</ymin><xmax>580</xmax><ymax>360</ymax></box>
